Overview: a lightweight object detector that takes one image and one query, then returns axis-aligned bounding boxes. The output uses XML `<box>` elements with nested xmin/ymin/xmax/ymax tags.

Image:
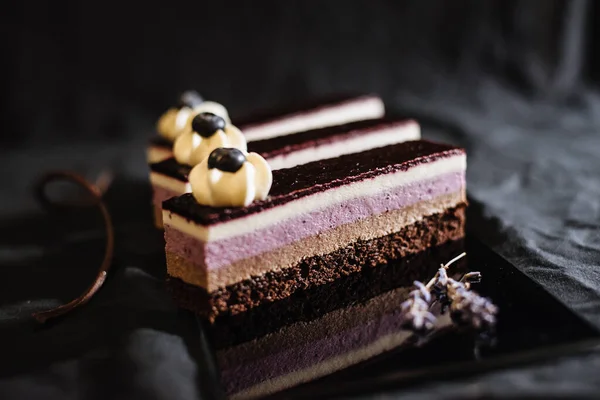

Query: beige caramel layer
<box><xmin>166</xmin><ymin>191</ymin><xmax>465</xmax><ymax>291</ymax></box>
<box><xmin>153</xmin><ymin>205</ymin><xmax>164</xmax><ymax>229</ymax></box>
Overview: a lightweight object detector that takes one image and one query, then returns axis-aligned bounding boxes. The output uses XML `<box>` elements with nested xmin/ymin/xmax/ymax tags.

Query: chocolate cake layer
<box><xmin>168</xmin><ymin>237</ymin><xmax>465</xmax><ymax>349</ymax></box>
<box><xmin>167</xmin><ymin>205</ymin><xmax>464</xmax><ymax>322</ymax></box>
<box><xmin>163</xmin><ymin>140</ymin><xmax>464</xmax><ymax>226</ymax></box>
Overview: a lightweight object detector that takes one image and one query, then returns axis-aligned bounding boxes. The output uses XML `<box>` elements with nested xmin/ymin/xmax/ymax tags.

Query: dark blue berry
<box><xmin>191</xmin><ymin>112</ymin><xmax>226</xmax><ymax>138</ymax></box>
<box><xmin>207</xmin><ymin>148</ymin><xmax>246</xmax><ymax>173</ymax></box>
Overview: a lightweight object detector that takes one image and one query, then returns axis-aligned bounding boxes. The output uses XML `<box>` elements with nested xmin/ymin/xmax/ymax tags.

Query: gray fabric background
<box><xmin>2</xmin><ymin>0</ymin><xmax>600</xmax><ymax>398</ymax></box>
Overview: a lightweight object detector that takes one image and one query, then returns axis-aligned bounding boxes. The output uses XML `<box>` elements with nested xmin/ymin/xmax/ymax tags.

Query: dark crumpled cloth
<box><xmin>3</xmin><ymin>0</ymin><xmax>600</xmax><ymax>396</ymax></box>
<box><xmin>2</xmin><ymin>78</ymin><xmax>600</xmax><ymax>399</ymax></box>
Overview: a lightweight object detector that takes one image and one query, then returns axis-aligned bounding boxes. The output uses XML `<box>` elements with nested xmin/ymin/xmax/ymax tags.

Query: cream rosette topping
<box><xmin>156</xmin><ymin>91</ymin><xmax>230</xmax><ymax>142</ymax></box>
<box><xmin>173</xmin><ymin>112</ymin><xmax>247</xmax><ymax>166</ymax></box>
<box><xmin>189</xmin><ymin>148</ymin><xmax>272</xmax><ymax>207</ymax></box>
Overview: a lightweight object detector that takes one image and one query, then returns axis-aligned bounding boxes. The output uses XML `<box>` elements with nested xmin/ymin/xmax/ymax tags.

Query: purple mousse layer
<box><xmin>165</xmin><ymin>171</ymin><xmax>464</xmax><ymax>269</ymax></box>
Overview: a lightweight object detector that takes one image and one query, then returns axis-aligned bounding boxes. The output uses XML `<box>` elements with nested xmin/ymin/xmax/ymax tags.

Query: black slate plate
<box><xmin>190</xmin><ymin>235</ymin><xmax>600</xmax><ymax>400</ymax></box>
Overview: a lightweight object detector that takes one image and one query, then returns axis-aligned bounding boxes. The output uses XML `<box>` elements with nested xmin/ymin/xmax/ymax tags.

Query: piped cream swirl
<box><xmin>173</xmin><ymin>124</ymin><xmax>246</xmax><ymax>166</ymax></box>
<box><xmin>157</xmin><ymin>101</ymin><xmax>230</xmax><ymax>142</ymax></box>
<box><xmin>189</xmin><ymin>150</ymin><xmax>272</xmax><ymax>208</ymax></box>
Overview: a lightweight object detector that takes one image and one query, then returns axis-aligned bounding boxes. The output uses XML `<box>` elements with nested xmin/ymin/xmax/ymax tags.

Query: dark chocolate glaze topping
<box><xmin>248</xmin><ymin>117</ymin><xmax>411</xmax><ymax>158</ymax></box>
<box><xmin>207</xmin><ymin>148</ymin><xmax>246</xmax><ymax>172</ymax></box>
<box><xmin>162</xmin><ymin>140</ymin><xmax>465</xmax><ymax>226</ymax></box>
<box><xmin>150</xmin><ymin>157</ymin><xmax>191</xmax><ymax>182</ymax></box>
<box><xmin>191</xmin><ymin>112</ymin><xmax>226</xmax><ymax>138</ymax></box>
<box><xmin>235</xmin><ymin>93</ymin><xmax>379</xmax><ymax>128</ymax></box>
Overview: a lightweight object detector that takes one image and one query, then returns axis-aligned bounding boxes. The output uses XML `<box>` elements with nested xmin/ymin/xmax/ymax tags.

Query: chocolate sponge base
<box><xmin>167</xmin><ymin>206</ymin><xmax>466</xmax><ymax>348</ymax></box>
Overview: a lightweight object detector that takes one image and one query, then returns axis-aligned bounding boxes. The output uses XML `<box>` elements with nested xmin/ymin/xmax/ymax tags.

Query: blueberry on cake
<box><xmin>148</xmin><ymin>91</ymin><xmax>230</xmax><ymax>163</ymax></box>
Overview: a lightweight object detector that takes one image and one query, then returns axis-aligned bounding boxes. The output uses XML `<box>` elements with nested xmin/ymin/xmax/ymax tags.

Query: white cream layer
<box><xmin>163</xmin><ymin>154</ymin><xmax>466</xmax><ymax>242</ymax></box>
<box><xmin>241</xmin><ymin>97</ymin><xmax>385</xmax><ymax>142</ymax></box>
<box><xmin>267</xmin><ymin>121</ymin><xmax>420</xmax><ymax>170</ymax></box>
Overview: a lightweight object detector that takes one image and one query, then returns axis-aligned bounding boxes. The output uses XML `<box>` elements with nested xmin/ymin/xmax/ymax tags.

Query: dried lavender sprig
<box><xmin>400</xmin><ymin>290</ymin><xmax>436</xmax><ymax>333</ymax></box>
<box><xmin>461</xmin><ymin>271</ymin><xmax>482</xmax><ymax>284</ymax></box>
<box><xmin>428</xmin><ymin>253</ymin><xmax>498</xmax><ymax>329</ymax></box>
<box><xmin>426</xmin><ymin>252</ymin><xmax>467</xmax><ymax>289</ymax></box>
<box><xmin>431</xmin><ymin>252</ymin><xmax>467</xmax><ymax>302</ymax></box>
<box><xmin>410</xmin><ymin>281</ymin><xmax>432</xmax><ymax>303</ymax></box>
<box><xmin>447</xmin><ymin>279</ymin><xmax>498</xmax><ymax>329</ymax></box>
<box><xmin>433</xmin><ymin>269</ymin><xmax>481</xmax><ymax>308</ymax></box>
<box><xmin>399</xmin><ymin>253</ymin><xmax>467</xmax><ymax>333</ymax></box>
<box><xmin>399</xmin><ymin>252</ymin><xmax>499</xmax><ymax>334</ymax></box>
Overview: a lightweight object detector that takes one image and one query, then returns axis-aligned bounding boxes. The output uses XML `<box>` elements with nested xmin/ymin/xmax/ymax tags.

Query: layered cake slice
<box><xmin>163</xmin><ymin>141</ymin><xmax>467</xmax><ymax>345</ymax></box>
<box><xmin>150</xmin><ymin>118</ymin><xmax>421</xmax><ymax>227</ymax></box>
<box><xmin>148</xmin><ymin>94</ymin><xmax>384</xmax><ymax>163</ymax></box>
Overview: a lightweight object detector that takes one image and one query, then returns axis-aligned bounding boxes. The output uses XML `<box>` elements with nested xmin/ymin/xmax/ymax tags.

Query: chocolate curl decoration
<box><xmin>31</xmin><ymin>171</ymin><xmax>114</xmax><ymax>323</ymax></box>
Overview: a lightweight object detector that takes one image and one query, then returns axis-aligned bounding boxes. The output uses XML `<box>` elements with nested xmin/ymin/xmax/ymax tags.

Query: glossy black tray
<box><xmin>189</xmin><ymin>235</ymin><xmax>600</xmax><ymax>400</ymax></box>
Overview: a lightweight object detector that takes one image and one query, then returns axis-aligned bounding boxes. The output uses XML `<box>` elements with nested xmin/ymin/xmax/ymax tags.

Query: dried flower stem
<box><xmin>399</xmin><ymin>251</ymin><xmax>498</xmax><ymax>334</ymax></box>
<box><xmin>425</xmin><ymin>252</ymin><xmax>467</xmax><ymax>289</ymax></box>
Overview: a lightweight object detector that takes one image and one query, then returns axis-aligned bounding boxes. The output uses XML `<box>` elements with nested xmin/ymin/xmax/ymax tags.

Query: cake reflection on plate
<box><xmin>215</xmin><ymin>244</ymin><xmax>465</xmax><ymax>399</ymax></box>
